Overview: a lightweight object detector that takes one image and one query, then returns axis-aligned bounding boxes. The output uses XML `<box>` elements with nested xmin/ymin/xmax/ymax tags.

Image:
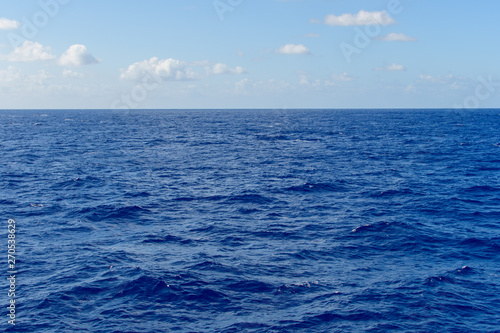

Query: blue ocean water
<box><xmin>1</xmin><ymin>109</ymin><xmax>500</xmax><ymax>332</ymax></box>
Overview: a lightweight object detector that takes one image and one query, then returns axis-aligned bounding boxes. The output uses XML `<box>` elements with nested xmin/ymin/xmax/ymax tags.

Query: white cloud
<box><xmin>374</xmin><ymin>63</ymin><xmax>406</xmax><ymax>71</ymax></box>
<box><xmin>62</xmin><ymin>69</ymin><xmax>84</xmax><ymax>78</ymax></box>
<box><xmin>332</xmin><ymin>72</ymin><xmax>355</xmax><ymax>81</ymax></box>
<box><xmin>418</xmin><ymin>73</ymin><xmax>454</xmax><ymax>83</ymax></box>
<box><xmin>408</xmin><ymin>73</ymin><xmax>472</xmax><ymax>93</ymax></box>
<box><xmin>299</xmin><ymin>74</ymin><xmax>310</xmax><ymax>85</ymax></box>
<box><xmin>376</xmin><ymin>33</ymin><xmax>417</xmax><ymax>42</ymax></box>
<box><xmin>296</xmin><ymin>72</ymin><xmax>341</xmax><ymax>88</ymax></box>
<box><xmin>120</xmin><ymin>57</ymin><xmax>199</xmax><ymax>81</ymax></box>
<box><xmin>0</xmin><ymin>41</ymin><xmax>56</xmax><ymax>62</ymax></box>
<box><xmin>322</xmin><ymin>10</ymin><xmax>395</xmax><ymax>26</ymax></box>
<box><xmin>209</xmin><ymin>63</ymin><xmax>246</xmax><ymax>75</ymax></box>
<box><xmin>417</xmin><ymin>73</ymin><xmax>469</xmax><ymax>90</ymax></box>
<box><xmin>234</xmin><ymin>78</ymin><xmax>291</xmax><ymax>95</ymax></box>
<box><xmin>405</xmin><ymin>83</ymin><xmax>417</xmax><ymax>93</ymax></box>
<box><xmin>59</xmin><ymin>44</ymin><xmax>100</xmax><ymax>67</ymax></box>
<box><xmin>304</xmin><ymin>33</ymin><xmax>320</xmax><ymax>38</ymax></box>
<box><xmin>276</xmin><ymin>44</ymin><xmax>310</xmax><ymax>55</ymax></box>
<box><xmin>0</xmin><ymin>66</ymin><xmax>51</xmax><ymax>89</ymax></box>
<box><xmin>0</xmin><ymin>18</ymin><xmax>19</xmax><ymax>30</ymax></box>
<box><xmin>0</xmin><ymin>66</ymin><xmax>22</xmax><ymax>83</ymax></box>
<box><xmin>121</xmin><ymin>58</ymin><xmax>246</xmax><ymax>82</ymax></box>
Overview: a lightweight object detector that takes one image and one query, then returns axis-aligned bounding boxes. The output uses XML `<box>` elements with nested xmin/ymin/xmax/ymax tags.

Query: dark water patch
<box><xmin>74</xmin><ymin>204</ymin><xmax>150</xmax><ymax>222</ymax></box>
<box><xmin>255</xmin><ymin>134</ymin><xmax>290</xmax><ymax>141</ymax></box>
<box><xmin>53</xmin><ymin>176</ymin><xmax>106</xmax><ymax>190</ymax></box>
<box><xmin>228</xmin><ymin>194</ymin><xmax>274</xmax><ymax>204</ymax></box>
<box><xmin>459</xmin><ymin>237</ymin><xmax>500</xmax><ymax>252</ymax></box>
<box><xmin>463</xmin><ymin>185</ymin><xmax>500</xmax><ymax>193</ymax></box>
<box><xmin>112</xmin><ymin>274</ymin><xmax>179</xmax><ymax>302</ymax></box>
<box><xmin>225</xmin><ymin>280</ymin><xmax>275</xmax><ymax>293</ymax></box>
<box><xmin>142</xmin><ymin>233</ymin><xmax>194</xmax><ymax>245</ymax></box>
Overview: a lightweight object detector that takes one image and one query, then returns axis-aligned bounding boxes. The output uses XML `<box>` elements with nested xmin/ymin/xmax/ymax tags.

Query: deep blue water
<box><xmin>1</xmin><ymin>109</ymin><xmax>500</xmax><ymax>332</ymax></box>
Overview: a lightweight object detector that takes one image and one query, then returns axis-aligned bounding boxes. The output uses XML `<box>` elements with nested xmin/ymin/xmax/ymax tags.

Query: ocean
<box><xmin>1</xmin><ymin>109</ymin><xmax>499</xmax><ymax>332</ymax></box>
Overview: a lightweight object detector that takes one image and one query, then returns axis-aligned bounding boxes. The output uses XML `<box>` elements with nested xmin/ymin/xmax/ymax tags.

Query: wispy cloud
<box><xmin>303</xmin><ymin>33</ymin><xmax>320</xmax><ymax>38</ymax></box>
<box><xmin>332</xmin><ymin>72</ymin><xmax>356</xmax><ymax>81</ymax></box>
<box><xmin>208</xmin><ymin>63</ymin><xmax>246</xmax><ymax>75</ymax></box>
<box><xmin>375</xmin><ymin>33</ymin><xmax>417</xmax><ymax>42</ymax></box>
<box><xmin>374</xmin><ymin>63</ymin><xmax>406</xmax><ymax>71</ymax></box>
<box><xmin>318</xmin><ymin>10</ymin><xmax>395</xmax><ymax>26</ymax></box>
<box><xmin>407</xmin><ymin>73</ymin><xmax>473</xmax><ymax>93</ymax></box>
<box><xmin>0</xmin><ymin>66</ymin><xmax>51</xmax><ymax>88</ymax></box>
<box><xmin>276</xmin><ymin>44</ymin><xmax>310</xmax><ymax>55</ymax></box>
<box><xmin>62</xmin><ymin>69</ymin><xmax>84</xmax><ymax>79</ymax></box>
<box><xmin>418</xmin><ymin>74</ymin><xmax>467</xmax><ymax>88</ymax></box>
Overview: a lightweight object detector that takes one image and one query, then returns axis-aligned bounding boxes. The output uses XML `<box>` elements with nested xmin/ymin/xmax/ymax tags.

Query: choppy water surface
<box><xmin>1</xmin><ymin>109</ymin><xmax>499</xmax><ymax>332</ymax></box>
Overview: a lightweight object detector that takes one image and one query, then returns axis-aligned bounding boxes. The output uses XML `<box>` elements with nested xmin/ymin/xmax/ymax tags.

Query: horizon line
<box><xmin>1</xmin><ymin>108</ymin><xmax>499</xmax><ymax>111</ymax></box>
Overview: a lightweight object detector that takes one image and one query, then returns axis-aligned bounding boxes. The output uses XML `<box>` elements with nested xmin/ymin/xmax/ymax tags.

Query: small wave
<box><xmin>286</xmin><ymin>249</ymin><xmax>327</xmax><ymax>260</ymax></box>
<box><xmin>225</xmin><ymin>280</ymin><xmax>275</xmax><ymax>293</ymax></box>
<box><xmin>369</xmin><ymin>188</ymin><xmax>414</xmax><ymax>198</ymax></box>
<box><xmin>285</xmin><ymin>182</ymin><xmax>346</xmax><ymax>193</ymax></box>
<box><xmin>275</xmin><ymin>281</ymin><xmax>319</xmax><ymax>295</ymax></box>
<box><xmin>184</xmin><ymin>288</ymin><xmax>229</xmax><ymax>303</ymax></box>
<box><xmin>423</xmin><ymin>275</ymin><xmax>455</xmax><ymax>286</ymax></box>
<box><xmin>54</xmin><ymin>176</ymin><xmax>105</xmax><ymax>190</ymax></box>
<box><xmin>228</xmin><ymin>194</ymin><xmax>274</xmax><ymax>204</ymax></box>
<box><xmin>251</xmin><ymin>229</ymin><xmax>304</xmax><ymax>241</ymax></box>
<box><xmin>255</xmin><ymin>134</ymin><xmax>289</xmax><ymax>141</ymax></box>
<box><xmin>188</xmin><ymin>261</ymin><xmax>234</xmax><ymax>273</ymax></box>
<box><xmin>173</xmin><ymin>195</ymin><xmax>226</xmax><ymax>202</ymax></box>
<box><xmin>142</xmin><ymin>234</ymin><xmax>194</xmax><ymax>245</ymax></box>
<box><xmin>124</xmin><ymin>191</ymin><xmax>150</xmax><ymax>198</ymax></box>
<box><xmin>451</xmin><ymin>265</ymin><xmax>475</xmax><ymax>275</ymax></box>
<box><xmin>221</xmin><ymin>322</ymin><xmax>270</xmax><ymax>332</ymax></box>
<box><xmin>113</xmin><ymin>274</ymin><xmax>178</xmax><ymax>302</ymax></box>
<box><xmin>351</xmin><ymin>221</ymin><xmax>393</xmax><ymax>233</ymax></box>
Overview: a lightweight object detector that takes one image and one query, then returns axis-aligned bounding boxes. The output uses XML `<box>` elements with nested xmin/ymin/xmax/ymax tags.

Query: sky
<box><xmin>0</xmin><ymin>0</ymin><xmax>499</xmax><ymax>109</ymax></box>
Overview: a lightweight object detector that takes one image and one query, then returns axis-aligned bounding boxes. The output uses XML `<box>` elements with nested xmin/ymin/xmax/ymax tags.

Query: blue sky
<box><xmin>0</xmin><ymin>0</ymin><xmax>499</xmax><ymax>109</ymax></box>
